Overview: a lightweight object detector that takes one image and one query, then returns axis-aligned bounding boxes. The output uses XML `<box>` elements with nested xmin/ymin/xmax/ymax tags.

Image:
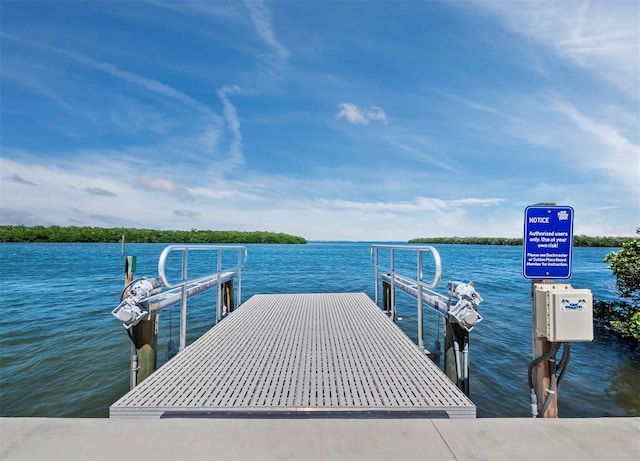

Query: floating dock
<box><xmin>110</xmin><ymin>292</ymin><xmax>475</xmax><ymax>418</ymax></box>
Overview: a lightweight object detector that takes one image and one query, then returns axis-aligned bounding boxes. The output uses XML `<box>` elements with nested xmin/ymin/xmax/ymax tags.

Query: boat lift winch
<box><xmin>113</xmin><ymin>278</ymin><xmax>162</xmax><ymax>328</ymax></box>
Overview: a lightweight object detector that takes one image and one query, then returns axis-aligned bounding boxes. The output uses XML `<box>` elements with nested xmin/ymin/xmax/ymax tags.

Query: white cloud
<box><xmin>337</xmin><ymin>103</ymin><xmax>389</xmax><ymax>125</ymax></box>
<box><xmin>337</xmin><ymin>103</ymin><xmax>368</xmax><ymax>124</ymax></box>
<box><xmin>2</xmin><ymin>149</ymin><xmax>636</xmax><ymax>239</ymax></box>
<box><xmin>367</xmin><ymin>106</ymin><xmax>388</xmax><ymax>124</ymax></box>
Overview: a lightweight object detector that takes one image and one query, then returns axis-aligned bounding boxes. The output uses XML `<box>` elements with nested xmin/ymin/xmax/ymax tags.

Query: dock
<box><xmin>3</xmin><ymin>244</ymin><xmax>639</xmax><ymax>460</ymax></box>
<box><xmin>110</xmin><ymin>292</ymin><xmax>475</xmax><ymax>418</ymax></box>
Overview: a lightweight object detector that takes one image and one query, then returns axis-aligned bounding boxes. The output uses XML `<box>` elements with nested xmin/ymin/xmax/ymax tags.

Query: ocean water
<box><xmin>0</xmin><ymin>242</ymin><xmax>638</xmax><ymax>418</ymax></box>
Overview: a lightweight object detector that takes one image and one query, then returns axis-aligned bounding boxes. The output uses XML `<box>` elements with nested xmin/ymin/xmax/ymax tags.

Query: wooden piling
<box><xmin>124</xmin><ymin>254</ymin><xmax>158</xmax><ymax>388</ymax></box>
<box><xmin>222</xmin><ymin>279</ymin><xmax>234</xmax><ymax>314</ymax></box>
<box><xmin>532</xmin><ymin>279</ymin><xmax>558</xmax><ymax>417</ymax></box>
<box><xmin>444</xmin><ymin>318</ymin><xmax>470</xmax><ymax>396</ymax></box>
<box><xmin>382</xmin><ymin>280</ymin><xmax>392</xmax><ymax>317</ymax></box>
<box><xmin>130</xmin><ymin>315</ymin><xmax>158</xmax><ymax>387</ymax></box>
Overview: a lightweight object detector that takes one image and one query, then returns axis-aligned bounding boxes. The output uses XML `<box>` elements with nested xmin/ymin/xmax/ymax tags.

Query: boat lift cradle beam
<box><xmin>371</xmin><ymin>244</ymin><xmax>483</xmax><ymax>347</ymax></box>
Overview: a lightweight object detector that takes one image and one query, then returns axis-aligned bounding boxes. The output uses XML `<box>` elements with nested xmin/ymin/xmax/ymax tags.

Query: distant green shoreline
<box><xmin>409</xmin><ymin>236</ymin><xmax>634</xmax><ymax>247</ymax></box>
<box><xmin>0</xmin><ymin>225</ymin><xmax>307</xmax><ymax>244</ymax></box>
<box><xmin>0</xmin><ymin>225</ymin><xmax>634</xmax><ymax>247</ymax></box>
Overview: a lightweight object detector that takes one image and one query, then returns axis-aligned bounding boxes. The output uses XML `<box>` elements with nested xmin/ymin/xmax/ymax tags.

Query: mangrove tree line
<box><xmin>409</xmin><ymin>235</ymin><xmax>634</xmax><ymax>247</ymax></box>
<box><xmin>0</xmin><ymin>225</ymin><xmax>307</xmax><ymax>244</ymax></box>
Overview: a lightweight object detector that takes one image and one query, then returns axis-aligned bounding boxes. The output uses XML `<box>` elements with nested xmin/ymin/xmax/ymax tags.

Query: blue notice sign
<box><xmin>523</xmin><ymin>205</ymin><xmax>574</xmax><ymax>279</ymax></box>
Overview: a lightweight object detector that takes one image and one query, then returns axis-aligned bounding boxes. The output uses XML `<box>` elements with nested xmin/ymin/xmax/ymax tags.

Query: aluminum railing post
<box><xmin>180</xmin><ymin>248</ymin><xmax>188</xmax><ymax>351</ymax></box>
<box><xmin>417</xmin><ymin>250</ymin><xmax>424</xmax><ymax>350</ymax></box>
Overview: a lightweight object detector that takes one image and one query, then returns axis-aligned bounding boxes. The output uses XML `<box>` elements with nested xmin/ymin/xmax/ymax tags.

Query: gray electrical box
<box><xmin>534</xmin><ymin>284</ymin><xmax>593</xmax><ymax>342</ymax></box>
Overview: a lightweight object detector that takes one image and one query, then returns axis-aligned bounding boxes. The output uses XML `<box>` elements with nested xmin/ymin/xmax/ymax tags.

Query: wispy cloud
<box><xmin>60</xmin><ymin>52</ymin><xmax>214</xmax><ymax>117</ymax></box>
<box><xmin>337</xmin><ymin>103</ymin><xmax>389</xmax><ymax>125</ymax></box>
<box><xmin>174</xmin><ymin>209</ymin><xmax>200</xmax><ymax>219</ymax></box>
<box><xmin>551</xmin><ymin>99</ymin><xmax>639</xmax><ymax>192</ymax></box>
<box><xmin>0</xmin><ymin>208</ymin><xmax>47</xmax><ymax>226</ymax></box>
<box><xmin>86</xmin><ymin>213</ymin><xmax>131</xmax><ymax>226</ymax></box>
<box><xmin>85</xmin><ymin>187</ymin><xmax>116</xmax><ymax>196</ymax></box>
<box><xmin>242</xmin><ymin>0</ymin><xmax>291</xmax><ymax>89</ymax></box>
<box><xmin>151</xmin><ymin>1</ymin><xmax>237</xmax><ymax>20</ymax></box>
<box><xmin>136</xmin><ymin>176</ymin><xmax>194</xmax><ymax>202</ymax></box>
<box><xmin>70</xmin><ymin>207</ymin><xmax>137</xmax><ymax>227</ymax></box>
<box><xmin>217</xmin><ymin>85</ymin><xmax>245</xmax><ymax>167</ymax></box>
<box><xmin>244</xmin><ymin>0</ymin><xmax>290</xmax><ymax>63</ymax></box>
<box><xmin>4</xmin><ymin>173</ymin><xmax>38</xmax><ymax>186</ymax></box>
<box><xmin>318</xmin><ymin>196</ymin><xmax>503</xmax><ymax>213</ymax></box>
<box><xmin>1</xmin><ymin>33</ymin><xmax>218</xmax><ymax>117</ymax></box>
<box><xmin>474</xmin><ymin>1</ymin><xmax>640</xmax><ymax>97</ymax></box>
<box><xmin>0</xmin><ymin>65</ymin><xmax>75</xmax><ymax>113</ymax></box>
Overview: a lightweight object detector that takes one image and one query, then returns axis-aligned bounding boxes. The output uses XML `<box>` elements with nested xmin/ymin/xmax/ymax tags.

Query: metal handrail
<box><xmin>371</xmin><ymin>244</ymin><xmax>442</xmax><ymax>298</ymax></box>
<box><xmin>158</xmin><ymin>245</ymin><xmax>248</xmax><ymax>351</ymax></box>
<box><xmin>371</xmin><ymin>244</ymin><xmax>483</xmax><ymax>355</ymax></box>
<box><xmin>371</xmin><ymin>244</ymin><xmax>442</xmax><ymax>350</ymax></box>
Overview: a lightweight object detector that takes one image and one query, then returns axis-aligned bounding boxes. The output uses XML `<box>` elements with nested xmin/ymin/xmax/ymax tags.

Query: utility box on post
<box><xmin>534</xmin><ymin>284</ymin><xmax>593</xmax><ymax>342</ymax></box>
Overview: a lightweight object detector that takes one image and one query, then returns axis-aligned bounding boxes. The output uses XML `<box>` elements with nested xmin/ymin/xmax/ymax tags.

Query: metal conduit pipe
<box><xmin>462</xmin><ymin>338</ymin><xmax>469</xmax><ymax>396</ymax></box>
<box><xmin>131</xmin><ymin>351</ymin><xmax>138</xmax><ymax>388</ymax></box>
<box><xmin>453</xmin><ymin>340</ymin><xmax>462</xmax><ymax>389</ymax></box>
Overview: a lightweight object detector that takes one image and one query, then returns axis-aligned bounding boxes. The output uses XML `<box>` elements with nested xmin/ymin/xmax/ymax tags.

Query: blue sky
<box><xmin>1</xmin><ymin>1</ymin><xmax>638</xmax><ymax>241</ymax></box>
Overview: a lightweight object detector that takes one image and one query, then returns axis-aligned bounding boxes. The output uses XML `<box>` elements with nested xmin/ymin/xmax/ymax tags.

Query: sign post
<box><xmin>523</xmin><ymin>204</ymin><xmax>573</xmax><ymax>418</ymax></box>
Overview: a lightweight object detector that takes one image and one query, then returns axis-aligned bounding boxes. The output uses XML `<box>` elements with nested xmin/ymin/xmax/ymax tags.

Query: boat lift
<box><xmin>112</xmin><ymin>244</ymin><xmax>482</xmax><ymax>394</ymax></box>
<box><xmin>371</xmin><ymin>245</ymin><xmax>483</xmax><ymax>395</ymax></box>
<box><xmin>112</xmin><ymin>245</ymin><xmax>247</xmax><ymax>387</ymax></box>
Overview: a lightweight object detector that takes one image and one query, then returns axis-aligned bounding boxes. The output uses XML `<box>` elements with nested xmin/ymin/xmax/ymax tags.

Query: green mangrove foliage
<box><xmin>409</xmin><ymin>235</ymin><xmax>633</xmax><ymax>247</ymax></box>
<box><xmin>595</xmin><ymin>231</ymin><xmax>640</xmax><ymax>342</ymax></box>
<box><xmin>0</xmin><ymin>225</ymin><xmax>307</xmax><ymax>244</ymax></box>
<box><xmin>409</xmin><ymin>237</ymin><xmax>522</xmax><ymax>245</ymax></box>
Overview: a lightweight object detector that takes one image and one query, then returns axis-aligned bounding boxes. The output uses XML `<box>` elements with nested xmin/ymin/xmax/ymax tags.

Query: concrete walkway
<box><xmin>1</xmin><ymin>417</ymin><xmax>638</xmax><ymax>460</ymax></box>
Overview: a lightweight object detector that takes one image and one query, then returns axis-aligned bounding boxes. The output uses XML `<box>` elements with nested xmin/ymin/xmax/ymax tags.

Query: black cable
<box><xmin>556</xmin><ymin>343</ymin><xmax>571</xmax><ymax>387</ymax></box>
<box><xmin>126</xmin><ymin>327</ymin><xmax>138</xmax><ymax>349</ymax></box>
<box><xmin>527</xmin><ymin>342</ymin><xmax>561</xmax><ymax>390</ymax></box>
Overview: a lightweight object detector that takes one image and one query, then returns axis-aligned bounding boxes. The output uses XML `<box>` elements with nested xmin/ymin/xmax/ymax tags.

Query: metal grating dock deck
<box><xmin>110</xmin><ymin>293</ymin><xmax>475</xmax><ymax>418</ymax></box>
